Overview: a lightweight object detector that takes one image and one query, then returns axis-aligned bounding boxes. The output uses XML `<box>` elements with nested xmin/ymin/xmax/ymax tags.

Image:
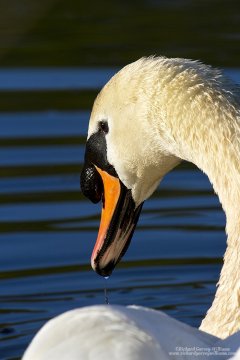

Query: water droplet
<box><xmin>104</xmin><ymin>277</ymin><xmax>109</xmax><ymax>304</ymax></box>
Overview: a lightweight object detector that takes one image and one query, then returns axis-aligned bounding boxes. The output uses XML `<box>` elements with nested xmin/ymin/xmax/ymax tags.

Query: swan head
<box><xmin>81</xmin><ymin>58</ymin><xmax>183</xmax><ymax>276</ymax></box>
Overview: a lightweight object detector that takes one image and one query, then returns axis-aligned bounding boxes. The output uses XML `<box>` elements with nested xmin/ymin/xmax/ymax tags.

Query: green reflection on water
<box><xmin>0</xmin><ymin>218</ymin><xmax>224</xmax><ymax>234</ymax></box>
<box><xmin>0</xmin><ymin>137</ymin><xmax>84</xmax><ymax>147</ymax></box>
<box><xmin>0</xmin><ymin>164</ymin><xmax>80</xmax><ymax>177</ymax></box>
<box><xmin>0</xmin><ymin>0</ymin><xmax>239</xmax><ymax>67</ymax></box>
<box><xmin>0</xmin><ymin>91</ymin><xmax>97</xmax><ymax>112</ymax></box>
<box><xmin>0</xmin><ymin>257</ymin><xmax>221</xmax><ymax>280</ymax></box>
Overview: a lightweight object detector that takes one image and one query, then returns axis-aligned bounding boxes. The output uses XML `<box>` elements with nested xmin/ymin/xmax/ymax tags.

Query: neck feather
<box><xmin>153</xmin><ymin>62</ymin><xmax>240</xmax><ymax>338</ymax></box>
<box><xmin>196</xmin><ymin>131</ymin><xmax>240</xmax><ymax>338</ymax></box>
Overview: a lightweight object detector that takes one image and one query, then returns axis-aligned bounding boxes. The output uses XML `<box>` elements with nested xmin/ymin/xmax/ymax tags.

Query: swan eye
<box><xmin>99</xmin><ymin>121</ymin><xmax>109</xmax><ymax>134</ymax></box>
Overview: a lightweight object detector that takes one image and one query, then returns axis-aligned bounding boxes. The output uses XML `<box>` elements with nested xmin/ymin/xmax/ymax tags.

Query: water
<box><xmin>1</xmin><ymin>1</ymin><xmax>240</xmax><ymax>358</ymax></box>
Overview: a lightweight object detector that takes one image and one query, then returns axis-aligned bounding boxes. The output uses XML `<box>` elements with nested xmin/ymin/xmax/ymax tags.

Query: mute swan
<box><xmin>23</xmin><ymin>57</ymin><xmax>240</xmax><ymax>359</ymax></box>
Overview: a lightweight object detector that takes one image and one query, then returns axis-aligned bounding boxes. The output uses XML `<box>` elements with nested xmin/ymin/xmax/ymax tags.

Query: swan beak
<box><xmin>91</xmin><ymin>166</ymin><xmax>143</xmax><ymax>277</ymax></box>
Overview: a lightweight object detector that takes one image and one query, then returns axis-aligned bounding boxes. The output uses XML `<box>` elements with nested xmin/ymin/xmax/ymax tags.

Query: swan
<box><xmin>23</xmin><ymin>57</ymin><xmax>240</xmax><ymax>359</ymax></box>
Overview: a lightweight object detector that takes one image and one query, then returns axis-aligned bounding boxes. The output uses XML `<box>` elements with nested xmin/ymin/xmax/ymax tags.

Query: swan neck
<box><xmin>170</xmin><ymin>104</ymin><xmax>240</xmax><ymax>338</ymax></box>
<box><xmin>186</xmin><ymin>132</ymin><xmax>240</xmax><ymax>338</ymax></box>
<box><xmin>183</xmin><ymin>122</ymin><xmax>240</xmax><ymax>338</ymax></box>
<box><xmin>200</xmin><ymin>233</ymin><xmax>240</xmax><ymax>338</ymax></box>
<box><xmin>154</xmin><ymin>72</ymin><xmax>240</xmax><ymax>338</ymax></box>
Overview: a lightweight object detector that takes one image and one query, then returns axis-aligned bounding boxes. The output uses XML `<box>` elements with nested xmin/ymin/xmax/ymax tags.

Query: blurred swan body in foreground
<box><xmin>23</xmin><ymin>305</ymin><xmax>240</xmax><ymax>359</ymax></box>
<box><xmin>23</xmin><ymin>57</ymin><xmax>240</xmax><ymax>359</ymax></box>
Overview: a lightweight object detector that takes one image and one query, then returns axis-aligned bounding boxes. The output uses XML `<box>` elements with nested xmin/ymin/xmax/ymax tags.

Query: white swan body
<box><xmin>23</xmin><ymin>305</ymin><xmax>240</xmax><ymax>360</ymax></box>
<box><xmin>23</xmin><ymin>57</ymin><xmax>240</xmax><ymax>359</ymax></box>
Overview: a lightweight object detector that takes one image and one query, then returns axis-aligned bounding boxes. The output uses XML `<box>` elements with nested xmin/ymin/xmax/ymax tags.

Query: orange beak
<box><xmin>91</xmin><ymin>166</ymin><xmax>143</xmax><ymax>276</ymax></box>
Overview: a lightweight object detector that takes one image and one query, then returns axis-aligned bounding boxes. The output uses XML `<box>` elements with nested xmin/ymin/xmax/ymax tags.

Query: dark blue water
<box><xmin>0</xmin><ymin>67</ymin><xmax>239</xmax><ymax>360</ymax></box>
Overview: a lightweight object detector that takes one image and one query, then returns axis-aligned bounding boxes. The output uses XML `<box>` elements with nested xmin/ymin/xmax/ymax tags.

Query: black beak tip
<box><xmin>94</xmin><ymin>260</ymin><xmax>116</xmax><ymax>277</ymax></box>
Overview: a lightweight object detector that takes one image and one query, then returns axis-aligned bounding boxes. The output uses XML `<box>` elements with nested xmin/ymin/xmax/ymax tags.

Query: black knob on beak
<box><xmin>80</xmin><ymin>164</ymin><xmax>103</xmax><ymax>204</ymax></box>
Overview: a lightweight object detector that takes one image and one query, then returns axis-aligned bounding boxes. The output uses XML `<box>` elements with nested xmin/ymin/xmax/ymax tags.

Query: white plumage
<box><xmin>23</xmin><ymin>305</ymin><xmax>240</xmax><ymax>359</ymax></box>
